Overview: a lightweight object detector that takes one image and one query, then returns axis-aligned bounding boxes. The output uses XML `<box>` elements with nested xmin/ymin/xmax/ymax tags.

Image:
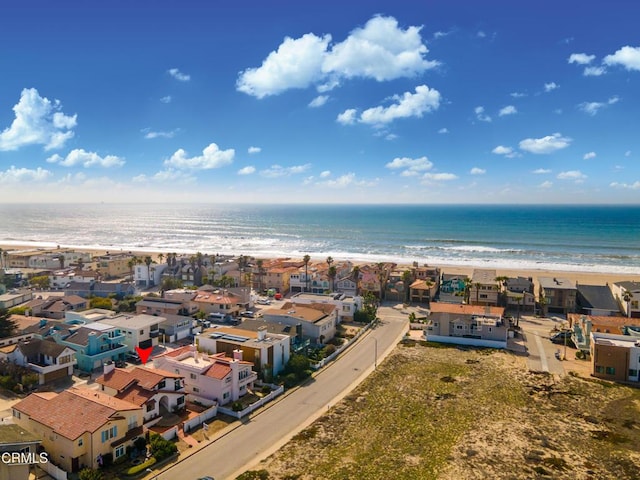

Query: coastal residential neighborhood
<box><xmin>1</xmin><ymin>246</ymin><xmax>640</xmax><ymax>480</ymax></box>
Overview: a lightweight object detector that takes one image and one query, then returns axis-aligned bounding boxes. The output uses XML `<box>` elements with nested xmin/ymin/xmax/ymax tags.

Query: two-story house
<box><xmin>56</xmin><ymin>323</ymin><xmax>128</xmax><ymax>372</ymax></box>
<box><xmin>153</xmin><ymin>345</ymin><xmax>257</xmax><ymax>407</ymax></box>
<box><xmin>538</xmin><ymin>277</ymin><xmax>577</xmax><ymax>315</ymax></box>
<box><xmin>289</xmin><ymin>292</ymin><xmax>362</xmax><ymax>322</ymax></box>
<box><xmin>0</xmin><ymin>338</ymin><xmax>76</xmax><ymax>385</ymax></box>
<box><xmin>610</xmin><ymin>281</ymin><xmax>640</xmax><ymax>318</ymax></box>
<box><xmin>12</xmin><ymin>388</ymin><xmax>144</xmax><ymax>473</ymax></box>
<box><xmin>503</xmin><ymin>276</ymin><xmax>536</xmax><ymax>314</ymax></box>
<box><xmin>261</xmin><ymin>302</ymin><xmax>337</xmax><ymax>344</ymax></box>
<box><xmin>425</xmin><ymin>303</ymin><xmax>507</xmax><ymax>348</ymax></box>
<box><xmin>470</xmin><ymin>269</ymin><xmax>499</xmax><ymax>306</ymax></box>
<box><xmin>97</xmin><ymin>363</ymin><xmax>185</xmax><ymax>424</ymax></box>
<box><xmin>98</xmin><ymin>314</ymin><xmax>161</xmax><ymax>353</ymax></box>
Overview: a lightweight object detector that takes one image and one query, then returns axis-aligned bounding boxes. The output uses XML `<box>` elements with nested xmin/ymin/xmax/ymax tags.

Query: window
<box><xmin>110</xmin><ymin>426</ymin><xmax>118</xmax><ymax>438</ymax></box>
<box><xmin>605</xmin><ymin>366</ymin><xmax>616</xmax><ymax>375</ymax></box>
<box><xmin>456</xmin><ymin>325</ymin><xmax>463</xmax><ymax>330</ymax></box>
<box><xmin>190</xmin><ymin>373</ymin><xmax>197</xmax><ymax>380</ymax></box>
<box><xmin>177</xmin><ymin>396</ymin><xmax>184</xmax><ymax>405</ymax></box>
<box><xmin>595</xmin><ymin>366</ymin><xmax>604</xmax><ymax>374</ymax></box>
<box><xmin>12</xmin><ymin>410</ymin><xmax>20</xmax><ymax>419</ymax></box>
<box><xmin>115</xmin><ymin>445</ymin><xmax>125</xmax><ymax>458</ymax></box>
<box><xmin>158</xmin><ymin>380</ymin><xmax>166</xmax><ymax>389</ymax></box>
<box><xmin>223</xmin><ymin>392</ymin><xmax>230</xmax><ymax>400</ymax></box>
<box><xmin>193</xmin><ymin>387</ymin><xmax>199</xmax><ymax>393</ymax></box>
<box><xmin>174</xmin><ymin>380</ymin><xmax>181</xmax><ymax>390</ymax></box>
<box><xmin>629</xmin><ymin>369</ymin><xmax>638</xmax><ymax>377</ymax></box>
<box><xmin>78</xmin><ymin>438</ymin><xmax>83</xmax><ymax>447</ymax></box>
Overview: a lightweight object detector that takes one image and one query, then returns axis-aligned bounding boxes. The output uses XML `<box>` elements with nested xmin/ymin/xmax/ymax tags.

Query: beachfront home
<box><xmin>0</xmin><ymin>338</ymin><xmax>76</xmax><ymax>385</ymax></box>
<box><xmin>409</xmin><ymin>279</ymin><xmax>437</xmax><ymax>305</ymax></box>
<box><xmin>424</xmin><ymin>303</ymin><xmax>507</xmax><ymax>348</ymax></box>
<box><xmin>576</xmin><ymin>284</ymin><xmax>620</xmax><ymax>316</ymax></box>
<box><xmin>438</xmin><ymin>274</ymin><xmax>467</xmax><ymax>304</ymax></box>
<box><xmin>197</xmin><ymin>323</ymin><xmax>291</xmax><ymax>378</ymax></box>
<box><xmin>610</xmin><ymin>281</ymin><xmax>640</xmax><ymax>318</ymax></box>
<box><xmin>94</xmin><ymin>252</ymin><xmax>137</xmax><ymax>279</ymax></box>
<box><xmin>96</xmin><ymin>363</ymin><xmax>186</xmax><ymax>424</ymax></box>
<box><xmin>0</xmin><ymin>424</ymin><xmax>42</xmax><ymax>480</ymax></box>
<box><xmin>134</xmin><ymin>262</ymin><xmax>167</xmax><ymax>288</ymax></box>
<box><xmin>261</xmin><ymin>302</ymin><xmax>337</xmax><ymax>344</ymax></box>
<box><xmin>290</xmin><ymin>292</ymin><xmax>362</xmax><ymax>322</ymax></box>
<box><xmin>153</xmin><ymin>345</ymin><xmax>257</xmax><ymax>406</ymax></box>
<box><xmin>469</xmin><ymin>269</ymin><xmax>499</xmax><ymax>306</ymax></box>
<box><xmin>12</xmin><ymin>388</ymin><xmax>144</xmax><ymax>473</ymax></box>
<box><xmin>590</xmin><ymin>332</ymin><xmax>640</xmax><ymax>383</ymax></box>
<box><xmin>538</xmin><ymin>277</ymin><xmax>577</xmax><ymax>315</ymax></box>
<box><xmin>335</xmin><ymin>272</ymin><xmax>359</xmax><ymax>297</ymax></box>
<box><xmin>503</xmin><ymin>276</ymin><xmax>536</xmax><ymax>313</ymax></box>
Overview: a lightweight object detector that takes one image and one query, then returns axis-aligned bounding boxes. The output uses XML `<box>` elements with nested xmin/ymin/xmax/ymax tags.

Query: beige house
<box><xmin>261</xmin><ymin>302</ymin><xmax>337</xmax><ymax>344</ymax></box>
<box><xmin>425</xmin><ymin>303</ymin><xmax>507</xmax><ymax>348</ymax></box>
<box><xmin>12</xmin><ymin>388</ymin><xmax>144</xmax><ymax>473</ymax></box>
<box><xmin>538</xmin><ymin>277</ymin><xmax>577</xmax><ymax>315</ymax></box>
<box><xmin>409</xmin><ymin>279</ymin><xmax>437</xmax><ymax>304</ymax></box>
<box><xmin>0</xmin><ymin>424</ymin><xmax>42</xmax><ymax>480</ymax></box>
<box><xmin>95</xmin><ymin>252</ymin><xmax>136</xmax><ymax>279</ymax></box>
<box><xmin>470</xmin><ymin>269</ymin><xmax>499</xmax><ymax>306</ymax></box>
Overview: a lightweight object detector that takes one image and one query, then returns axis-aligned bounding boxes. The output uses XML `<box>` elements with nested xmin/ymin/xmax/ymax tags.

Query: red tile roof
<box><xmin>14</xmin><ymin>388</ymin><xmax>140</xmax><ymax>440</ymax></box>
<box><xmin>204</xmin><ymin>362</ymin><xmax>232</xmax><ymax>379</ymax></box>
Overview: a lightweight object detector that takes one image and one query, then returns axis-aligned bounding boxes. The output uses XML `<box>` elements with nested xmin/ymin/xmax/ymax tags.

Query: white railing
<box><xmin>183</xmin><ymin>404</ymin><xmax>218</xmax><ymax>433</ymax></box>
<box><xmin>40</xmin><ymin>460</ymin><xmax>68</xmax><ymax>480</ymax></box>
<box><xmin>311</xmin><ymin>322</ymin><xmax>371</xmax><ymax>370</ymax></box>
<box><xmin>217</xmin><ymin>384</ymin><xmax>284</xmax><ymax>419</ymax></box>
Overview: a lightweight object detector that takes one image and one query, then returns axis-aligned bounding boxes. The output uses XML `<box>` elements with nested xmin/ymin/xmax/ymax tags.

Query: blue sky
<box><xmin>1</xmin><ymin>0</ymin><xmax>639</xmax><ymax>204</ymax></box>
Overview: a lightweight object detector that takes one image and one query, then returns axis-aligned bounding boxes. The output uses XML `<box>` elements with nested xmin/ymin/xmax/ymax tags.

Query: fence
<box><xmin>183</xmin><ymin>404</ymin><xmax>218</xmax><ymax>433</ymax></box>
<box><xmin>39</xmin><ymin>460</ymin><xmax>68</xmax><ymax>480</ymax></box>
<box><xmin>425</xmin><ymin>334</ymin><xmax>507</xmax><ymax>349</ymax></box>
<box><xmin>311</xmin><ymin>321</ymin><xmax>371</xmax><ymax>370</ymax></box>
<box><xmin>160</xmin><ymin>425</ymin><xmax>178</xmax><ymax>441</ymax></box>
<box><xmin>217</xmin><ymin>384</ymin><xmax>284</xmax><ymax>419</ymax></box>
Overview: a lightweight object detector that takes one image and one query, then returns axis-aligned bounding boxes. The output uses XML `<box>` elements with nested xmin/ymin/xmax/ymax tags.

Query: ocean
<box><xmin>0</xmin><ymin>203</ymin><xmax>639</xmax><ymax>274</ymax></box>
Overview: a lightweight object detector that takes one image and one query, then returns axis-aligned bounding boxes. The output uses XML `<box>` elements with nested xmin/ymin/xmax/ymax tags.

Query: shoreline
<box><xmin>3</xmin><ymin>242</ymin><xmax>640</xmax><ymax>289</ymax></box>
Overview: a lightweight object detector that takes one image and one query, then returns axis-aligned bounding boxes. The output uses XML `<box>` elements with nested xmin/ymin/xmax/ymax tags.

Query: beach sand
<box><xmin>2</xmin><ymin>243</ymin><xmax>640</xmax><ymax>288</ymax></box>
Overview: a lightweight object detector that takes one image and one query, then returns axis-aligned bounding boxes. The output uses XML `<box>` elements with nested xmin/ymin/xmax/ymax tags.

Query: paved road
<box><xmin>519</xmin><ymin>315</ymin><xmax>567</xmax><ymax>375</ymax></box>
<box><xmin>157</xmin><ymin>304</ymin><xmax>409</xmax><ymax>480</ymax></box>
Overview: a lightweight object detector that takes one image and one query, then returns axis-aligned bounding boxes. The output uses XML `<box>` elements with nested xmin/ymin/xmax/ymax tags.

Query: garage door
<box><xmin>44</xmin><ymin>367</ymin><xmax>70</xmax><ymax>383</ymax></box>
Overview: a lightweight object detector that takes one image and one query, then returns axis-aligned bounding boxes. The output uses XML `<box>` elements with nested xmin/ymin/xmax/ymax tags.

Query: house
<box><xmin>538</xmin><ymin>277</ymin><xmax>577</xmax><ymax>315</ymax></box>
<box><xmin>290</xmin><ymin>292</ymin><xmax>362</xmax><ymax>322</ymax></box>
<box><xmin>27</xmin><ymin>250</ymin><xmax>92</xmax><ymax>270</ymax></box>
<box><xmin>12</xmin><ymin>388</ymin><xmax>144</xmax><ymax>473</ymax></box>
<box><xmin>191</xmin><ymin>289</ymin><xmax>248</xmax><ymax>317</ymax></box>
<box><xmin>157</xmin><ymin>314</ymin><xmax>195</xmax><ymax>343</ymax></box>
<box><xmin>0</xmin><ymin>289</ymin><xmax>33</xmax><ymax>310</ymax></box>
<box><xmin>438</xmin><ymin>274</ymin><xmax>467</xmax><ymax>304</ymax></box>
<box><xmin>136</xmin><ymin>297</ymin><xmax>186</xmax><ymax>316</ymax></box>
<box><xmin>97</xmin><ymin>363</ymin><xmax>185</xmax><ymax>424</ymax></box>
<box><xmin>25</xmin><ymin>295</ymin><xmax>88</xmax><ymax>320</ymax></box>
<box><xmin>0</xmin><ymin>315</ymin><xmax>42</xmax><ymax>348</ymax></box>
<box><xmin>425</xmin><ymin>303</ymin><xmax>507</xmax><ymax>348</ymax></box>
<box><xmin>610</xmin><ymin>281</ymin><xmax>640</xmax><ymax>318</ymax></box>
<box><xmin>335</xmin><ymin>273</ymin><xmax>359</xmax><ymax>296</ymax></box>
<box><xmin>409</xmin><ymin>279</ymin><xmax>437</xmax><ymax>304</ymax></box>
<box><xmin>568</xmin><ymin>314</ymin><xmax>633</xmax><ymax>352</ymax></box>
<box><xmin>503</xmin><ymin>276</ymin><xmax>536</xmax><ymax>313</ymax></box>
<box><xmin>94</xmin><ymin>252</ymin><xmax>137</xmax><ymax>279</ymax></box>
<box><xmin>590</xmin><ymin>332</ymin><xmax>640</xmax><ymax>383</ymax></box>
<box><xmin>153</xmin><ymin>345</ymin><xmax>257</xmax><ymax>407</ymax></box>
<box><xmin>0</xmin><ymin>424</ymin><xmax>42</xmax><ymax>480</ymax></box>
<box><xmin>0</xmin><ymin>338</ymin><xmax>76</xmax><ymax>385</ymax></box>
<box><xmin>56</xmin><ymin>323</ymin><xmax>128</xmax><ymax>372</ymax></box>
<box><xmin>134</xmin><ymin>262</ymin><xmax>167</xmax><ymax>287</ymax></box>
<box><xmin>50</xmin><ymin>269</ymin><xmax>98</xmax><ymax>289</ymax></box>
<box><xmin>98</xmin><ymin>314</ymin><xmax>161</xmax><ymax>353</ymax></box>
<box><xmin>469</xmin><ymin>269</ymin><xmax>499</xmax><ymax>306</ymax></box>
<box><xmin>64</xmin><ymin>308</ymin><xmax>117</xmax><ymax>324</ymax></box>
<box><xmin>64</xmin><ymin>281</ymin><xmax>135</xmax><ymax>299</ymax></box>
<box><xmin>196</xmin><ymin>323</ymin><xmax>291</xmax><ymax>378</ymax></box>
<box><xmin>576</xmin><ymin>284</ymin><xmax>621</xmax><ymax>316</ymax></box>
<box><xmin>261</xmin><ymin>302</ymin><xmax>337</xmax><ymax>344</ymax></box>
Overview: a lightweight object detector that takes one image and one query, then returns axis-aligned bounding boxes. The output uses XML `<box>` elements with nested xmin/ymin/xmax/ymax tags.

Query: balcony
<box><xmin>149</xmin><ymin>330</ymin><xmax>160</xmax><ymax>338</ymax></box>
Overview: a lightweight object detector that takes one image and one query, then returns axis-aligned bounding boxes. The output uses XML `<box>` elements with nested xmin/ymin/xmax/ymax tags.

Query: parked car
<box><xmin>126</xmin><ymin>352</ymin><xmax>142</xmax><ymax>364</ymax></box>
<box><xmin>550</xmin><ymin>330</ymin><xmax>574</xmax><ymax>345</ymax></box>
<box><xmin>239</xmin><ymin>310</ymin><xmax>256</xmax><ymax>318</ymax></box>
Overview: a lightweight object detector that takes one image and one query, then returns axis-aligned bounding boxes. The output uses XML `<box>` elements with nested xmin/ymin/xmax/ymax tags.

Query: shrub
<box><xmin>232</xmin><ymin>401</ymin><xmax>244</xmax><ymax>412</ymax></box>
<box><xmin>133</xmin><ymin>436</ymin><xmax>147</xmax><ymax>451</ymax></box>
<box><xmin>261</xmin><ymin>385</ymin><xmax>271</xmax><ymax>395</ymax></box>
<box><xmin>125</xmin><ymin>457</ymin><xmax>156</xmax><ymax>476</ymax></box>
<box><xmin>78</xmin><ymin>468</ymin><xmax>105</xmax><ymax>480</ymax></box>
<box><xmin>148</xmin><ymin>432</ymin><xmax>177</xmax><ymax>461</ymax></box>
<box><xmin>236</xmin><ymin>470</ymin><xmax>270</xmax><ymax>480</ymax></box>
<box><xmin>323</xmin><ymin>344</ymin><xmax>337</xmax><ymax>356</ymax></box>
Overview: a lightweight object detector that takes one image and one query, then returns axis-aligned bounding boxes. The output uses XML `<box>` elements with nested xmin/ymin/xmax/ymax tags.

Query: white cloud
<box><xmin>386</xmin><ymin>156</ymin><xmax>433</xmax><ymax>177</ymax></box>
<box><xmin>357</xmin><ymin>85</ymin><xmax>440</xmax><ymax>126</ymax></box>
<box><xmin>519</xmin><ymin>133</ymin><xmax>571</xmax><ymax>154</ymax></box>
<box><xmin>160</xmin><ymin>96</ymin><xmax>172</xmax><ymax>103</ymax></box>
<box><xmin>568</xmin><ymin>53</ymin><xmax>595</xmax><ymax>65</ymax></box>
<box><xmin>584</xmin><ymin>66</ymin><xmax>606</xmax><ymax>76</ymax></box>
<box><xmin>320</xmin><ymin>170</ymin><xmax>331</xmax><ymax>178</ymax></box>
<box><xmin>438</xmin><ymin>127</ymin><xmax>449</xmax><ymax>134</ymax></box>
<box><xmin>498</xmin><ymin>105</ymin><xmax>517</xmax><ymax>116</ymax></box>
<box><xmin>557</xmin><ymin>170</ymin><xmax>587</xmax><ymax>181</ymax></box>
<box><xmin>583</xmin><ymin>151</ymin><xmax>596</xmax><ymax>160</ymax></box>
<box><xmin>610</xmin><ymin>181</ymin><xmax>640</xmax><ymax>190</ymax></box>
<box><xmin>46</xmin><ymin>149</ymin><xmax>125</xmax><ymax>168</ymax></box>
<box><xmin>539</xmin><ymin>181</ymin><xmax>553</xmax><ymax>189</ymax></box>
<box><xmin>238</xmin><ymin>166</ymin><xmax>256</xmax><ymax>175</ymax></box>
<box><xmin>474</xmin><ymin>106</ymin><xmax>491</xmax><ymax>122</ymax></box>
<box><xmin>164</xmin><ymin>143</ymin><xmax>234</xmax><ymax>169</ymax></box>
<box><xmin>0</xmin><ymin>165</ymin><xmax>52</xmax><ymax>183</ymax></box>
<box><xmin>579</xmin><ymin>96</ymin><xmax>619</xmax><ymax>116</ymax></box>
<box><xmin>261</xmin><ymin>163</ymin><xmax>311</xmax><ymax>178</ymax></box>
<box><xmin>236</xmin><ymin>15</ymin><xmax>438</xmax><ymax>98</ymax></box>
<box><xmin>0</xmin><ymin>88</ymin><xmax>77</xmax><ymax>151</ymax></box>
<box><xmin>492</xmin><ymin>145</ymin><xmax>518</xmax><ymax>158</ymax></box>
<box><xmin>143</xmin><ymin>128</ymin><xmax>179</xmax><ymax>139</ymax></box>
<box><xmin>309</xmin><ymin>95</ymin><xmax>329</xmax><ymax>108</ymax></box>
<box><xmin>477</xmin><ymin>31</ymin><xmax>486</xmax><ymax>38</ymax></box>
<box><xmin>533</xmin><ymin>168</ymin><xmax>551</xmax><ymax>174</ymax></box>
<box><xmin>134</xmin><ymin>169</ymin><xmax>196</xmax><ymax>183</ymax></box>
<box><xmin>317</xmin><ymin>172</ymin><xmax>379</xmax><ymax>188</ymax></box>
<box><xmin>248</xmin><ymin>146</ymin><xmax>261</xmax><ymax>154</ymax></box>
<box><xmin>470</xmin><ymin>167</ymin><xmax>486</xmax><ymax>175</ymax></box>
<box><xmin>336</xmin><ymin>109</ymin><xmax>357</xmax><ymax>125</ymax></box>
<box><xmin>423</xmin><ymin>172</ymin><xmax>458</xmax><ymax>181</ymax></box>
<box><xmin>168</xmin><ymin>68</ymin><xmax>190</xmax><ymax>81</ymax></box>
<box><xmin>544</xmin><ymin>82</ymin><xmax>559</xmax><ymax>92</ymax></box>
<box><xmin>510</xmin><ymin>92</ymin><xmax>527</xmax><ymax>98</ymax></box>
<box><xmin>604</xmin><ymin>45</ymin><xmax>640</xmax><ymax>71</ymax></box>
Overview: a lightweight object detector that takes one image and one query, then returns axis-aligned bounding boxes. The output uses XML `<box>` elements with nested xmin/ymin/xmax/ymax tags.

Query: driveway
<box><xmin>518</xmin><ymin>315</ymin><xmax>567</xmax><ymax>375</ymax></box>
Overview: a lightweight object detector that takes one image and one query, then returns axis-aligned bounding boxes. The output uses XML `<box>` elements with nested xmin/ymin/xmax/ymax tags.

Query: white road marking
<box><xmin>534</xmin><ymin>332</ymin><xmax>549</xmax><ymax>372</ymax></box>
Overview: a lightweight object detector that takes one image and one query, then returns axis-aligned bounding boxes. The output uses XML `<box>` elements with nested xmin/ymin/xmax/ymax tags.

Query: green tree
<box><xmin>149</xmin><ymin>432</ymin><xmax>177</xmax><ymax>460</ymax></box>
<box><xmin>144</xmin><ymin>256</ymin><xmax>153</xmax><ymax>287</ymax></box>
<box><xmin>401</xmin><ymin>270</ymin><xmax>413</xmax><ymax>303</ymax></box>
<box><xmin>474</xmin><ymin>282</ymin><xmax>482</xmax><ymax>305</ymax></box>
<box><xmin>463</xmin><ymin>277</ymin><xmax>472</xmax><ymax>304</ymax></box>
<box><xmin>0</xmin><ymin>309</ymin><xmax>18</xmax><ymax>338</ymax></box>
<box><xmin>284</xmin><ymin>354</ymin><xmax>311</xmax><ymax>380</ymax></box>
<box><xmin>328</xmin><ymin>265</ymin><xmax>337</xmax><ymax>293</ymax></box>
<box><xmin>256</xmin><ymin>259</ymin><xmax>264</xmax><ymax>293</ymax></box>
<box><xmin>161</xmin><ymin>277</ymin><xmax>183</xmax><ymax>292</ymax></box>
<box><xmin>362</xmin><ymin>292</ymin><xmax>379</xmax><ymax>323</ymax></box>
<box><xmin>30</xmin><ymin>275</ymin><xmax>50</xmax><ymax>290</ymax></box>
<box><xmin>623</xmin><ymin>290</ymin><xmax>634</xmax><ymax>318</ymax></box>
<box><xmin>90</xmin><ymin>297</ymin><xmax>114</xmax><ymax>310</ymax></box>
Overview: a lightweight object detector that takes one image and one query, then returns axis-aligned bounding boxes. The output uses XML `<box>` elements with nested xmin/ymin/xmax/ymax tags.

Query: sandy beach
<box><xmin>3</xmin><ymin>242</ymin><xmax>640</xmax><ymax>289</ymax></box>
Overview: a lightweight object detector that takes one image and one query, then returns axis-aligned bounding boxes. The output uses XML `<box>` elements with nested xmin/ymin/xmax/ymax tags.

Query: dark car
<box><xmin>550</xmin><ymin>331</ymin><xmax>573</xmax><ymax>345</ymax></box>
<box><xmin>126</xmin><ymin>352</ymin><xmax>142</xmax><ymax>364</ymax></box>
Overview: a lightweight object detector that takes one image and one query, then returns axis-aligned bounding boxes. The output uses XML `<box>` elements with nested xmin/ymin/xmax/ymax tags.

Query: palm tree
<box><xmin>401</xmin><ymin>270</ymin><xmax>413</xmax><ymax>303</ymax></box>
<box><xmin>376</xmin><ymin>262</ymin><xmax>386</xmax><ymax>301</ymax></box>
<box><xmin>352</xmin><ymin>265</ymin><xmax>361</xmax><ymax>295</ymax></box>
<box><xmin>424</xmin><ymin>279</ymin><xmax>434</xmax><ymax>304</ymax></box>
<box><xmin>463</xmin><ymin>277</ymin><xmax>472</xmax><ymax>304</ymax></box>
<box><xmin>623</xmin><ymin>290</ymin><xmax>634</xmax><ymax>318</ymax></box>
<box><xmin>474</xmin><ymin>282</ymin><xmax>482</xmax><ymax>305</ymax></box>
<box><xmin>303</xmin><ymin>255</ymin><xmax>311</xmax><ymax>292</ymax></box>
<box><xmin>328</xmin><ymin>265</ymin><xmax>337</xmax><ymax>293</ymax></box>
<box><xmin>0</xmin><ymin>248</ymin><xmax>3</xmax><ymax>269</ymax></box>
<box><xmin>127</xmin><ymin>257</ymin><xmax>137</xmax><ymax>283</ymax></box>
<box><xmin>157</xmin><ymin>253</ymin><xmax>164</xmax><ymax>265</ymax></box>
<box><xmin>326</xmin><ymin>256</ymin><xmax>333</xmax><ymax>269</ymax></box>
<box><xmin>144</xmin><ymin>256</ymin><xmax>153</xmax><ymax>287</ymax></box>
<box><xmin>256</xmin><ymin>259</ymin><xmax>264</xmax><ymax>293</ymax></box>
<box><xmin>2</xmin><ymin>250</ymin><xmax>7</xmax><ymax>270</ymax></box>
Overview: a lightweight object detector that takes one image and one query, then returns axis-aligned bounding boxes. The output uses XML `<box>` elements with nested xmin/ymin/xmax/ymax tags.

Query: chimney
<box><xmin>233</xmin><ymin>349</ymin><xmax>243</xmax><ymax>361</ymax></box>
<box><xmin>103</xmin><ymin>360</ymin><xmax>116</xmax><ymax>375</ymax></box>
<box><xmin>257</xmin><ymin>326</ymin><xmax>267</xmax><ymax>341</ymax></box>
